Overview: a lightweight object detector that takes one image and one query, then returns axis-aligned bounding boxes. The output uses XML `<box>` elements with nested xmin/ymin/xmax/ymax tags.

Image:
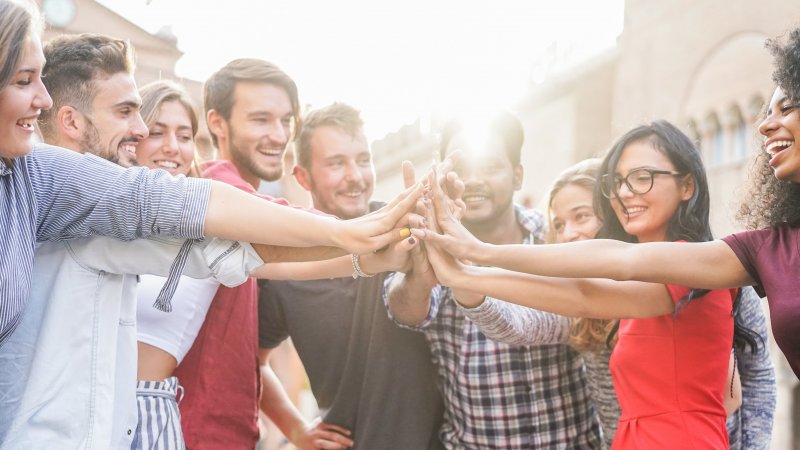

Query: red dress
<box><xmin>609</xmin><ymin>284</ymin><xmax>735</xmax><ymax>449</ymax></box>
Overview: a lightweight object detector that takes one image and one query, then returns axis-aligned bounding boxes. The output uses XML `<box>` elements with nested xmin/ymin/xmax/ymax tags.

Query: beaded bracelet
<box><xmin>350</xmin><ymin>254</ymin><xmax>375</xmax><ymax>279</ymax></box>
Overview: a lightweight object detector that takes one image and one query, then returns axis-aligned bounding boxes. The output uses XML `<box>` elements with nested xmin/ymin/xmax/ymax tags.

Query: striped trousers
<box><xmin>132</xmin><ymin>377</ymin><xmax>186</xmax><ymax>450</ymax></box>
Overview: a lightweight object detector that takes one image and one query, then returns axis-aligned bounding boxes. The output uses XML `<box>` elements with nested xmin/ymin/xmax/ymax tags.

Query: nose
<box><xmin>162</xmin><ymin>132</ymin><xmax>180</xmax><ymax>155</ymax></box>
<box><xmin>562</xmin><ymin>222</ymin><xmax>581</xmax><ymax>243</ymax></box>
<box><xmin>268</xmin><ymin>119</ymin><xmax>289</xmax><ymax>146</ymax></box>
<box><xmin>34</xmin><ymin>78</ymin><xmax>53</xmax><ymax>110</ymax></box>
<box><xmin>758</xmin><ymin>113</ymin><xmax>778</xmax><ymax>138</ymax></box>
<box><xmin>131</xmin><ymin>113</ymin><xmax>148</xmax><ymax>140</ymax></box>
<box><xmin>344</xmin><ymin>159</ymin><xmax>364</xmax><ymax>183</ymax></box>
<box><xmin>617</xmin><ymin>180</ymin><xmax>635</xmax><ymax>199</ymax></box>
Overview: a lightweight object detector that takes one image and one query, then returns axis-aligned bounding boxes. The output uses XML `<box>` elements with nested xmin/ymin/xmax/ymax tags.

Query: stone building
<box><xmin>373</xmin><ymin>0</ymin><xmax>800</xmax><ymax>447</ymax></box>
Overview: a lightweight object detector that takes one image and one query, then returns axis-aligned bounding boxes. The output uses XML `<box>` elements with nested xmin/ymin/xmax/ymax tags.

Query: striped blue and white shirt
<box><xmin>0</xmin><ymin>143</ymin><xmax>210</xmax><ymax>346</ymax></box>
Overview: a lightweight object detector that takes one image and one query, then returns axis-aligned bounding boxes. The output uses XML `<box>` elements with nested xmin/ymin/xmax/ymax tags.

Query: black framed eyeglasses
<box><xmin>600</xmin><ymin>168</ymin><xmax>685</xmax><ymax>199</ymax></box>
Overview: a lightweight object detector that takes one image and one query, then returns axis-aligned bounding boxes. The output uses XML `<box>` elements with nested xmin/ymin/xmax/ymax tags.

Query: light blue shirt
<box><xmin>0</xmin><ymin>143</ymin><xmax>210</xmax><ymax>346</ymax></box>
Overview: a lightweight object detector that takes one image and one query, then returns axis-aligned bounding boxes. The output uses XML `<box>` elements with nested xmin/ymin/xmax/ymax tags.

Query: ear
<box><xmin>56</xmin><ymin>106</ymin><xmax>86</xmax><ymax>143</ymax></box>
<box><xmin>292</xmin><ymin>164</ymin><xmax>313</xmax><ymax>192</ymax></box>
<box><xmin>680</xmin><ymin>174</ymin><xmax>695</xmax><ymax>201</ymax></box>
<box><xmin>512</xmin><ymin>164</ymin><xmax>524</xmax><ymax>191</ymax></box>
<box><xmin>207</xmin><ymin>109</ymin><xmax>228</xmax><ymax>142</ymax></box>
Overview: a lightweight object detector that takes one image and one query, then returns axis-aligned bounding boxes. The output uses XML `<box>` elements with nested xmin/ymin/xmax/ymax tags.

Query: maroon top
<box><xmin>174</xmin><ymin>160</ymin><xmax>293</xmax><ymax>449</ymax></box>
<box><xmin>722</xmin><ymin>224</ymin><xmax>800</xmax><ymax>379</ymax></box>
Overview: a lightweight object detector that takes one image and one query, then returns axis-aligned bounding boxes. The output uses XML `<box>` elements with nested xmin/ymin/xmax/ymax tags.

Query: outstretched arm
<box><xmin>425</xmin><ymin>243</ymin><xmax>674</xmax><ymax>320</ymax></box>
<box><xmin>205</xmin><ymin>180</ymin><xmax>422</xmax><ymax>255</ymax></box>
<box><xmin>416</xmin><ymin>166</ymin><xmax>754</xmax><ymax>290</ymax></box>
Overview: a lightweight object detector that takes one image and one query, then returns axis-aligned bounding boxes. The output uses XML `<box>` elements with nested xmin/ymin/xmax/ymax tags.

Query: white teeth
<box><xmin>342</xmin><ymin>191</ymin><xmax>363</xmax><ymax>197</ymax></box>
<box><xmin>626</xmin><ymin>207</ymin><xmax>646</xmax><ymax>214</ymax></box>
<box><xmin>120</xmin><ymin>144</ymin><xmax>136</xmax><ymax>154</ymax></box>
<box><xmin>17</xmin><ymin>119</ymin><xmax>36</xmax><ymax>129</ymax></box>
<box><xmin>765</xmin><ymin>140</ymin><xmax>793</xmax><ymax>155</ymax></box>
<box><xmin>463</xmin><ymin>195</ymin><xmax>488</xmax><ymax>202</ymax></box>
<box><xmin>156</xmin><ymin>160</ymin><xmax>178</xmax><ymax>169</ymax></box>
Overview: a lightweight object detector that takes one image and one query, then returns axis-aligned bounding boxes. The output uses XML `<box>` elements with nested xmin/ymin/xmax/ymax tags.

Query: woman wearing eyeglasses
<box><xmin>416</xmin><ymin>120</ymin><xmax>759</xmax><ymax>449</ymax></box>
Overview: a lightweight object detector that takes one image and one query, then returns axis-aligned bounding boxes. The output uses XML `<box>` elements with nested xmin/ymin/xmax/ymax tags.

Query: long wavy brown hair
<box><xmin>545</xmin><ymin>158</ymin><xmax>619</xmax><ymax>352</ymax></box>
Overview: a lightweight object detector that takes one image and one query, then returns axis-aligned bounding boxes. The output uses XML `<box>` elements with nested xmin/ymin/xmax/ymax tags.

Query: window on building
<box><xmin>728</xmin><ymin>105</ymin><xmax>747</xmax><ymax>161</ymax></box>
<box><xmin>704</xmin><ymin>113</ymin><xmax>724</xmax><ymax>165</ymax></box>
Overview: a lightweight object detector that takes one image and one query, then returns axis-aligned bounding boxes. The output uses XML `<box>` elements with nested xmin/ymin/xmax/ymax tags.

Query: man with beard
<box><xmin>384</xmin><ymin>112</ymin><xmax>603</xmax><ymax>449</ymax></box>
<box><xmin>0</xmin><ymin>34</ymin><xmax>268</xmax><ymax>449</ymax></box>
<box><xmin>173</xmin><ymin>59</ymin><xmax>307</xmax><ymax>449</ymax></box>
<box><xmin>257</xmin><ymin>103</ymin><xmax>444</xmax><ymax>450</ymax></box>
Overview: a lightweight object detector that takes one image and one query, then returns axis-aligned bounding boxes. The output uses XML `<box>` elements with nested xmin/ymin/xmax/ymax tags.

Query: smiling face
<box><xmin>550</xmin><ymin>183</ymin><xmax>601</xmax><ymax>243</ymax></box>
<box><xmin>135</xmin><ymin>100</ymin><xmax>195</xmax><ymax>176</ymax></box>
<box><xmin>79</xmin><ymin>71</ymin><xmax>147</xmax><ymax>167</ymax></box>
<box><xmin>608</xmin><ymin>140</ymin><xmax>693</xmax><ymax>243</ymax></box>
<box><xmin>445</xmin><ymin>132</ymin><xmax>522</xmax><ymax>228</ymax></box>
<box><xmin>0</xmin><ymin>36</ymin><xmax>52</xmax><ymax>158</ymax></box>
<box><xmin>759</xmin><ymin>87</ymin><xmax>800</xmax><ymax>183</ymax></box>
<box><xmin>294</xmin><ymin>125</ymin><xmax>374</xmax><ymax>219</ymax></box>
<box><xmin>217</xmin><ymin>82</ymin><xmax>294</xmax><ymax>187</ymax></box>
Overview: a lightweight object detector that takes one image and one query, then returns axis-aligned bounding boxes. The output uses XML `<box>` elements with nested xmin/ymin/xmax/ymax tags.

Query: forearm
<box><xmin>386</xmin><ymin>272</ymin><xmax>436</xmax><ymax>327</ymax></box>
<box><xmin>259</xmin><ymin>363</ymin><xmax>308</xmax><ymax>444</ymax></box>
<box><xmin>252</xmin><ymin>244</ymin><xmax>345</xmax><ymax>264</ymax></box>
<box><xmin>476</xmin><ymin>239</ymin><xmax>751</xmax><ymax>289</ymax></box>
<box><xmin>204</xmin><ymin>181</ymin><xmax>340</xmax><ymax>248</ymax></box>
<box><xmin>252</xmin><ymin>251</ymin><xmax>395</xmax><ymax>281</ymax></box>
<box><xmin>458</xmin><ymin>296</ymin><xmax>571</xmax><ymax>346</ymax></box>
<box><xmin>448</xmin><ymin>266</ymin><xmax>672</xmax><ymax>319</ymax></box>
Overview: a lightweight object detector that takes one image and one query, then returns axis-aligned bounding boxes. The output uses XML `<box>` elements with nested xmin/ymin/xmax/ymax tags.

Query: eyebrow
<box><xmin>154</xmin><ymin>120</ymin><xmax>192</xmax><ymax>131</ymax></box>
<box><xmin>113</xmin><ymin>100</ymin><xmax>142</xmax><ymax>109</ymax></box>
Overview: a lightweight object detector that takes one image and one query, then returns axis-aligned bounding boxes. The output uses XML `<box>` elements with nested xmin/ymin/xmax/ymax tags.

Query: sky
<box><xmin>100</xmin><ymin>0</ymin><xmax>624</xmax><ymax>139</ymax></box>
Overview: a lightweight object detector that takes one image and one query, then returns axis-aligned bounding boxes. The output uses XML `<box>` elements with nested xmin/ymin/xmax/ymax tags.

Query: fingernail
<box><xmin>408</xmin><ymin>237</ymin><xmax>416</xmax><ymax>244</ymax></box>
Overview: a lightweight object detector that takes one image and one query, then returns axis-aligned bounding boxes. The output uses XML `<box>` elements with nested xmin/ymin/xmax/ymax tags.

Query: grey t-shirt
<box><xmin>259</xmin><ymin>272</ymin><xmax>444</xmax><ymax>450</ymax></box>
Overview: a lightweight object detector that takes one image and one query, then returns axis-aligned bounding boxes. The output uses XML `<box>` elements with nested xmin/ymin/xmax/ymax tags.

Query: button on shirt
<box><xmin>0</xmin><ymin>144</ymin><xmax>209</xmax><ymax>347</ymax></box>
<box><xmin>384</xmin><ymin>205</ymin><xmax>602</xmax><ymax>449</ymax></box>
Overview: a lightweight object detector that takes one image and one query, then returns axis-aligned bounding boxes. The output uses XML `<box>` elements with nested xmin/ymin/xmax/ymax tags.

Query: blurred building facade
<box><xmin>374</xmin><ymin>0</ymin><xmax>800</xmax><ymax>447</ymax></box>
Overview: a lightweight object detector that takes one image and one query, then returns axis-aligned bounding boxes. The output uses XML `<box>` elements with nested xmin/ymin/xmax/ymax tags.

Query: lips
<box><xmin>119</xmin><ymin>142</ymin><xmax>137</xmax><ymax>154</ymax></box>
<box><xmin>154</xmin><ymin>160</ymin><xmax>179</xmax><ymax>170</ymax></box>
<box><xmin>16</xmin><ymin>117</ymin><xmax>37</xmax><ymax>132</ymax></box>
<box><xmin>764</xmin><ymin>139</ymin><xmax>794</xmax><ymax>168</ymax></box>
<box><xmin>462</xmin><ymin>193</ymin><xmax>490</xmax><ymax>204</ymax></box>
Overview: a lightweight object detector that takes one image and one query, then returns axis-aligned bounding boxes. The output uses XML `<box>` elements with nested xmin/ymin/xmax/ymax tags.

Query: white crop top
<box><xmin>137</xmin><ymin>275</ymin><xmax>219</xmax><ymax>364</ymax></box>
<box><xmin>136</xmin><ymin>239</ymin><xmax>263</xmax><ymax>363</ymax></box>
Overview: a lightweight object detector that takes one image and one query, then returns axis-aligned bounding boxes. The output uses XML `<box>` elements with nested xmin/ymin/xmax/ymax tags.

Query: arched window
<box><xmin>727</xmin><ymin>105</ymin><xmax>747</xmax><ymax>161</ymax></box>
<box><xmin>685</xmin><ymin>120</ymin><xmax>702</xmax><ymax>153</ymax></box>
<box><xmin>704</xmin><ymin>112</ymin><xmax>724</xmax><ymax>165</ymax></box>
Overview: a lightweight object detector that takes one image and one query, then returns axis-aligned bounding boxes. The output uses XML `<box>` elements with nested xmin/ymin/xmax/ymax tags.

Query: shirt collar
<box><xmin>0</xmin><ymin>158</ymin><xmax>12</xmax><ymax>177</ymax></box>
<box><xmin>513</xmin><ymin>204</ymin><xmax>546</xmax><ymax>245</ymax></box>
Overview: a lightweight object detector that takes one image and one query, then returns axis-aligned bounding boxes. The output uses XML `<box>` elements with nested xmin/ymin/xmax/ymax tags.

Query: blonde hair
<box><xmin>545</xmin><ymin>158</ymin><xmax>618</xmax><ymax>352</ymax></box>
<box><xmin>139</xmin><ymin>80</ymin><xmax>202</xmax><ymax>177</ymax></box>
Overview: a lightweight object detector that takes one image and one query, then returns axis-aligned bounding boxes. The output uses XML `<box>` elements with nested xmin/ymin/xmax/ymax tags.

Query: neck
<box><xmin>465</xmin><ymin>205</ymin><xmax>524</xmax><ymax>245</ymax></box>
<box><xmin>49</xmin><ymin>136</ymin><xmax>81</xmax><ymax>154</ymax></box>
<box><xmin>218</xmin><ymin>144</ymin><xmax>260</xmax><ymax>190</ymax></box>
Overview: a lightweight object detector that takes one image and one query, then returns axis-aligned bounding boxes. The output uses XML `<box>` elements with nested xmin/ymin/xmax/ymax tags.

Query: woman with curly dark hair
<box><xmin>416</xmin><ymin>29</ymin><xmax>800</xmax><ymax>385</ymax></box>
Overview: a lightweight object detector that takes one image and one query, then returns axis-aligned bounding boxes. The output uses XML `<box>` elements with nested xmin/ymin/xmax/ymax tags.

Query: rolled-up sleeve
<box><xmin>28</xmin><ymin>144</ymin><xmax>210</xmax><ymax>242</ymax></box>
<box><xmin>381</xmin><ymin>271</ymin><xmax>444</xmax><ymax>330</ymax></box>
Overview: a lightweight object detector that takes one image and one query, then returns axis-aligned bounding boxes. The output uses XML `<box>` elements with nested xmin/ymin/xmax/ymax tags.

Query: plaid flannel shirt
<box><xmin>384</xmin><ymin>205</ymin><xmax>602</xmax><ymax>449</ymax></box>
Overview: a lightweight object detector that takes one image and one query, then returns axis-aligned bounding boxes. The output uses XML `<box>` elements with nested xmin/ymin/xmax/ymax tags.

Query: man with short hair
<box><xmin>38</xmin><ymin>33</ymin><xmax>144</xmax><ymax>167</ymax></box>
<box><xmin>173</xmin><ymin>58</ymin><xmax>310</xmax><ymax>449</ymax></box>
<box><xmin>0</xmin><ymin>34</ymin><xmax>264</xmax><ymax>449</ymax></box>
<box><xmin>385</xmin><ymin>112</ymin><xmax>603</xmax><ymax>449</ymax></box>
<box><xmin>258</xmin><ymin>103</ymin><xmax>444</xmax><ymax>450</ymax></box>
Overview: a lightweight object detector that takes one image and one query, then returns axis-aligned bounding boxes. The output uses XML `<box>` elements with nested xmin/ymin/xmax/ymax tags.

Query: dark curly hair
<box><xmin>737</xmin><ymin>28</ymin><xmax>800</xmax><ymax>229</ymax></box>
